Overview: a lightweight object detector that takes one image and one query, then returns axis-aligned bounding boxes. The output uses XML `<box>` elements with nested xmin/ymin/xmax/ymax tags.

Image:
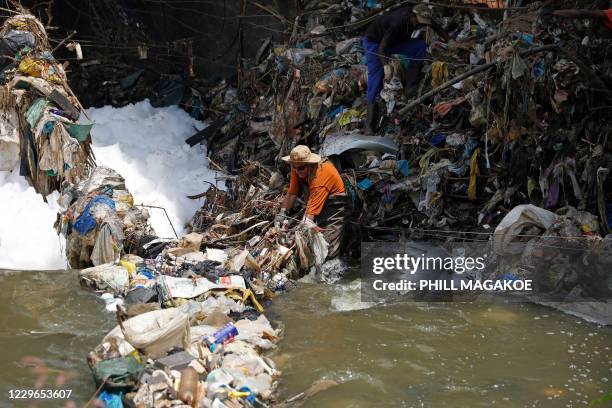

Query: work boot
<box><xmin>404</xmin><ymin>61</ymin><xmax>424</xmax><ymax>99</ymax></box>
<box><xmin>364</xmin><ymin>103</ymin><xmax>377</xmax><ymax>135</ymax></box>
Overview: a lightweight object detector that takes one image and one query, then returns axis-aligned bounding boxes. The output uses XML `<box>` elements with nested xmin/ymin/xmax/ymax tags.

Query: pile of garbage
<box><xmin>181</xmin><ymin>0</ymin><xmax>612</xmax><ymax>320</ymax></box>
<box><xmin>488</xmin><ymin>203</ymin><xmax>612</xmax><ymax>325</ymax></box>
<box><xmin>71</xmin><ymin>160</ymin><xmax>341</xmax><ymax>405</ymax></box>
<box><xmin>79</xmin><ymin>221</ymin><xmax>281</xmax><ymax>406</ymax></box>
<box><xmin>188</xmin><ymin>0</ymin><xmax>610</xmax><ymax>243</ymax></box>
<box><xmin>189</xmin><ymin>160</ymin><xmax>343</xmax><ymax>287</ymax></box>
<box><xmin>0</xmin><ymin>11</ymin><xmax>94</xmax><ymax>196</ymax></box>
<box><xmin>57</xmin><ymin>166</ymin><xmax>156</xmax><ymax>268</ymax></box>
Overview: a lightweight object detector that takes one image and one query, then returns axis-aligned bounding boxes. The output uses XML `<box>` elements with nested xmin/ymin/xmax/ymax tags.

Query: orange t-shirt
<box><xmin>288</xmin><ymin>160</ymin><xmax>346</xmax><ymax>217</ymax></box>
<box><xmin>604</xmin><ymin>9</ymin><xmax>612</xmax><ymax>30</ymax></box>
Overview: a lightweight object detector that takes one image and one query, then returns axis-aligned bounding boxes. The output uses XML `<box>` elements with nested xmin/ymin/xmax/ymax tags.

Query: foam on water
<box><xmin>0</xmin><ymin>171</ymin><xmax>67</xmax><ymax>270</ymax></box>
<box><xmin>86</xmin><ymin>100</ymin><xmax>222</xmax><ymax>238</ymax></box>
<box><xmin>0</xmin><ymin>100</ymin><xmax>220</xmax><ymax>270</ymax></box>
<box><xmin>330</xmin><ymin>279</ymin><xmax>376</xmax><ymax>311</ymax></box>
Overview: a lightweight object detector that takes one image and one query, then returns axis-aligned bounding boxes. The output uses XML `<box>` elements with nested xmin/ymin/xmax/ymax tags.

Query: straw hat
<box><xmin>412</xmin><ymin>4</ymin><xmax>435</xmax><ymax>25</ymax></box>
<box><xmin>281</xmin><ymin>145</ymin><xmax>322</xmax><ymax>164</ymax></box>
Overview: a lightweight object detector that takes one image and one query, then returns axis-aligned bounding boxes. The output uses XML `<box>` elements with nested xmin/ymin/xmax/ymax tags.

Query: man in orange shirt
<box><xmin>278</xmin><ymin>145</ymin><xmax>350</xmax><ymax>258</ymax></box>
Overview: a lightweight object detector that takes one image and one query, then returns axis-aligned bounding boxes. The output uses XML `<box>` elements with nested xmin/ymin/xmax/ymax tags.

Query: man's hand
<box><xmin>298</xmin><ymin>217</ymin><xmax>329</xmax><ymax>233</ymax></box>
<box><xmin>274</xmin><ymin>209</ymin><xmax>288</xmax><ymax>229</ymax></box>
<box><xmin>298</xmin><ymin>216</ymin><xmax>317</xmax><ymax>231</ymax></box>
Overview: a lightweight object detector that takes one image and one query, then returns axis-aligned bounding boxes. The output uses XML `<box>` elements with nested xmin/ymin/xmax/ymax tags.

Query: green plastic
<box><xmin>92</xmin><ymin>356</ymin><xmax>143</xmax><ymax>390</ymax></box>
<box><xmin>64</xmin><ymin>122</ymin><xmax>94</xmax><ymax>142</ymax></box>
<box><xmin>25</xmin><ymin>98</ymin><xmax>49</xmax><ymax>128</ymax></box>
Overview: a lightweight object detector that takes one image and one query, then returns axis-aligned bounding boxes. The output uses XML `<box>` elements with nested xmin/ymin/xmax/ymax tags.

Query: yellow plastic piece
<box><xmin>120</xmin><ymin>260</ymin><xmax>137</xmax><ymax>275</ymax></box>
<box><xmin>228</xmin><ymin>391</ymin><xmax>251</xmax><ymax>398</ymax></box>
<box><xmin>18</xmin><ymin>58</ymin><xmax>45</xmax><ymax>78</ymax></box>
<box><xmin>130</xmin><ymin>350</ymin><xmax>142</xmax><ymax>363</ymax></box>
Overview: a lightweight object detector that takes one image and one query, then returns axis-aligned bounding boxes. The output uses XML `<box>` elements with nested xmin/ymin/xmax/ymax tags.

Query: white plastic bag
<box><xmin>493</xmin><ymin>204</ymin><xmax>557</xmax><ymax>256</ymax></box>
<box><xmin>80</xmin><ymin>263</ymin><xmax>129</xmax><ymax>294</ymax></box>
<box><xmin>157</xmin><ymin>275</ymin><xmax>220</xmax><ymax>299</ymax></box>
<box><xmin>120</xmin><ymin>307</ymin><xmax>191</xmax><ymax>358</ymax></box>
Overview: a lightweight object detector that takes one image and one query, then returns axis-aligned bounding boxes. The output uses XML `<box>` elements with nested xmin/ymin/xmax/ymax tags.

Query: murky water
<box><xmin>0</xmin><ymin>271</ymin><xmax>610</xmax><ymax>408</ymax></box>
<box><xmin>0</xmin><ymin>270</ymin><xmax>115</xmax><ymax>407</ymax></box>
<box><xmin>269</xmin><ymin>281</ymin><xmax>612</xmax><ymax>408</ymax></box>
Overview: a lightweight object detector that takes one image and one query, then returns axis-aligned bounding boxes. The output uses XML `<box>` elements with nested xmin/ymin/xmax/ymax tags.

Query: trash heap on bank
<box><xmin>190</xmin><ymin>0</ymin><xmax>610</xmax><ymax>243</ymax></box>
<box><xmin>184</xmin><ymin>0</ymin><xmax>611</xmax><ymax>309</ymax></box>
<box><xmin>0</xmin><ymin>12</ymin><xmax>94</xmax><ymax>196</ymax></box>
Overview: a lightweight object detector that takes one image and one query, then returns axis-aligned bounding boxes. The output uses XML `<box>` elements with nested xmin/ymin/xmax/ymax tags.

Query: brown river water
<box><xmin>0</xmin><ymin>270</ymin><xmax>610</xmax><ymax>407</ymax></box>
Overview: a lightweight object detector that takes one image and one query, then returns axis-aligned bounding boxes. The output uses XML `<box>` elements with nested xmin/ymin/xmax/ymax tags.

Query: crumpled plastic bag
<box><xmin>468</xmin><ymin>91</ymin><xmax>487</xmax><ymax>128</ymax></box>
<box><xmin>282</xmin><ymin>48</ymin><xmax>315</xmax><ymax>66</ymax></box>
<box><xmin>337</xmin><ymin>109</ymin><xmax>363</xmax><ymax>127</ymax></box>
<box><xmin>493</xmin><ymin>204</ymin><xmax>557</xmax><ymax>256</ymax></box>
<box><xmin>335</xmin><ymin>37</ymin><xmax>360</xmax><ymax>55</ymax></box>
<box><xmin>295</xmin><ymin>223</ymin><xmax>328</xmax><ymax>270</ymax></box>
<box><xmin>78</xmin><ymin>166</ymin><xmax>126</xmax><ymax>194</ymax></box>
<box><xmin>38</xmin><ymin>123</ymin><xmax>64</xmax><ymax>174</ymax></box>
<box><xmin>200</xmin><ymin>296</ymin><xmax>245</xmax><ymax>315</ymax></box>
<box><xmin>234</xmin><ymin>315</ymin><xmax>278</xmax><ymax>350</ymax></box>
<box><xmin>0</xmin><ymin>101</ymin><xmax>20</xmax><ymax>171</ymax></box>
<box><xmin>380</xmin><ymin>89</ymin><xmax>396</xmax><ymax>114</ymax></box>
<box><xmin>120</xmin><ymin>307</ymin><xmax>191</xmax><ymax>358</ymax></box>
<box><xmin>166</xmin><ymin>232</ymin><xmax>203</xmax><ymax>257</ymax></box>
<box><xmin>433</xmin><ymin>96</ymin><xmax>467</xmax><ymax>118</ymax></box>
<box><xmin>18</xmin><ymin>57</ymin><xmax>62</xmax><ymax>83</ymax></box>
<box><xmin>80</xmin><ymin>262</ymin><xmax>130</xmax><ymax>294</ymax></box>
<box><xmin>511</xmin><ymin>52</ymin><xmax>528</xmax><ymax>80</ymax></box>
<box><xmin>156</xmin><ymin>275</ymin><xmax>220</xmax><ymax>299</ymax></box>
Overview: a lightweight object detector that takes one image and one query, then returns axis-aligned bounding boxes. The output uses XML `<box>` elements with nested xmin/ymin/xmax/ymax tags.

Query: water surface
<box><xmin>0</xmin><ymin>271</ymin><xmax>610</xmax><ymax>408</ymax></box>
<box><xmin>0</xmin><ymin>270</ymin><xmax>114</xmax><ymax>407</ymax></box>
<box><xmin>270</xmin><ymin>281</ymin><xmax>612</xmax><ymax>408</ymax></box>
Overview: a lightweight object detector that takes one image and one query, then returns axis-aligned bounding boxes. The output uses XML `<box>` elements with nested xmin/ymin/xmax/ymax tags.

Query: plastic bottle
<box><xmin>178</xmin><ymin>367</ymin><xmax>198</xmax><ymax>404</ymax></box>
<box><xmin>205</xmin><ymin>323</ymin><xmax>239</xmax><ymax>351</ymax></box>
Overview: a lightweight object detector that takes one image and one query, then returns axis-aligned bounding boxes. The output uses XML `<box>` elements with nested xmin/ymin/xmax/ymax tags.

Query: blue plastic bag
<box><xmin>73</xmin><ymin>195</ymin><xmax>116</xmax><ymax>235</ymax></box>
<box><xmin>98</xmin><ymin>391</ymin><xmax>123</xmax><ymax>408</ymax></box>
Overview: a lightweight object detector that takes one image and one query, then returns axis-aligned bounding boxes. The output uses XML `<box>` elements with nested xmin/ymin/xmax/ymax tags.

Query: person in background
<box><xmin>362</xmin><ymin>4</ymin><xmax>449</xmax><ymax>135</ymax></box>
<box><xmin>277</xmin><ymin>145</ymin><xmax>350</xmax><ymax>259</ymax></box>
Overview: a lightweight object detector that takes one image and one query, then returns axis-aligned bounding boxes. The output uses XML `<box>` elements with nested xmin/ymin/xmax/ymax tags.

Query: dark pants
<box><xmin>362</xmin><ymin>37</ymin><xmax>427</xmax><ymax>104</ymax></box>
<box><xmin>316</xmin><ymin>195</ymin><xmax>351</xmax><ymax>259</ymax></box>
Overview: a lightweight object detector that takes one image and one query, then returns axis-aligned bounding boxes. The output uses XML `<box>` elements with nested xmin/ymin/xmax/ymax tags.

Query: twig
<box><xmin>52</xmin><ymin>30</ymin><xmax>76</xmax><ymax>53</ymax></box>
<box><xmin>135</xmin><ymin>204</ymin><xmax>179</xmax><ymax>239</ymax></box>
<box><xmin>399</xmin><ymin>62</ymin><xmax>497</xmax><ymax>113</ymax></box>
<box><xmin>250</xmin><ymin>1</ymin><xmax>291</xmax><ymax>25</ymax></box>
<box><xmin>83</xmin><ymin>379</ymin><xmax>107</xmax><ymax>408</ymax></box>
<box><xmin>0</xmin><ymin>6</ymin><xmax>19</xmax><ymax>14</ymax></box>
<box><xmin>212</xmin><ymin>220</ymin><xmax>271</xmax><ymax>243</ymax></box>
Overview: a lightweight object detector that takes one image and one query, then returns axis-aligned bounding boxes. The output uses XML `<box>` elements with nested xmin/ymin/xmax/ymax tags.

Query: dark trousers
<box><xmin>362</xmin><ymin>37</ymin><xmax>427</xmax><ymax>104</ymax></box>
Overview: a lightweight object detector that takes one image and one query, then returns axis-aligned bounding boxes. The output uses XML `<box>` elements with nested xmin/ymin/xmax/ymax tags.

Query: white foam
<box><xmin>330</xmin><ymin>279</ymin><xmax>376</xmax><ymax>311</ymax></box>
<box><xmin>0</xmin><ymin>170</ymin><xmax>67</xmax><ymax>270</ymax></box>
<box><xmin>0</xmin><ymin>100</ymin><xmax>220</xmax><ymax>270</ymax></box>
<box><xmin>85</xmin><ymin>100</ymin><xmax>223</xmax><ymax>238</ymax></box>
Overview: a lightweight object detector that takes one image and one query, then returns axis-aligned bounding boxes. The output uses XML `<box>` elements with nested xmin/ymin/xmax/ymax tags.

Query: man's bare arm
<box><xmin>281</xmin><ymin>194</ymin><xmax>297</xmax><ymax>211</ymax></box>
